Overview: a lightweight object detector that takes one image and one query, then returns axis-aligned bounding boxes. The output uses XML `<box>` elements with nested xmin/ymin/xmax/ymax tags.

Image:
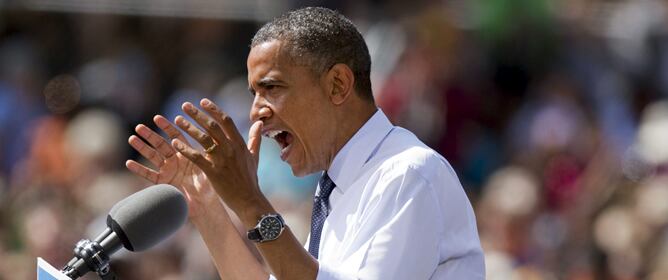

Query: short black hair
<box><xmin>251</xmin><ymin>7</ymin><xmax>374</xmax><ymax>102</ymax></box>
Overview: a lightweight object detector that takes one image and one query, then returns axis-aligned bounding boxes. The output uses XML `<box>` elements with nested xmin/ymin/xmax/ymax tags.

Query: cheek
<box><xmin>298</xmin><ymin>115</ymin><xmax>331</xmax><ymax>161</ymax></box>
<box><xmin>281</xmin><ymin>88</ymin><xmax>330</xmax><ymax>148</ymax></box>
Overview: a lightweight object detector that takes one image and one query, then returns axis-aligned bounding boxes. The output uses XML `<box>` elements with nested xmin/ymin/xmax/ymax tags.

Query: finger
<box><xmin>174</xmin><ymin>115</ymin><xmax>217</xmax><ymax>152</ymax></box>
<box><xmin>200</xmin><ymin>98</ymin><xmax>246</xmax><ymax>146</ymax></box>
<box><xmin>126</xmin><ymin>160</ymin><xmax>160</xmax><ymax>183</ymax></box>
<box><xmin>154</xmin><ymin>115</ymin><xmax>189</xmax><ymax>143</ymax></box>
<box><xmin>128</xmin><ymin>135</ymin><xmax>164</xmax><ymax>168</ymax></box>
<box><xmin>172</xmin><ymin>139</ymin><xmax>212</xmax><ymax>172</ymax></box>
<box><xmin>135</xmin><ymin>124</ymin><xmax>175</xmax><ymax>158</ymax></box>
<box><xmin>248</xmin><ymin>120</ymin><xmax>263</xmax><ymax>163</ymax></box>
<box><xmin>182</xmin><ymin>102</ymin><xmax>230</xmax><ymax>148</ymax></box>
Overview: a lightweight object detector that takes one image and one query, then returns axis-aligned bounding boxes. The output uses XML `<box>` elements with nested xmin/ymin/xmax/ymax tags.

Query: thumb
<box><xmin>247</xmin><ymin>121</ymin><xmax>263</xmax><ymax>163</ymax></box>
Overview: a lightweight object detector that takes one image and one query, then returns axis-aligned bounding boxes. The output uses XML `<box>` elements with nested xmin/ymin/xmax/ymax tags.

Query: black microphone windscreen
<box><xmin>107</xmin><ymin>184</ymin><xmax>188</xmax><ymax>251</ymax></box>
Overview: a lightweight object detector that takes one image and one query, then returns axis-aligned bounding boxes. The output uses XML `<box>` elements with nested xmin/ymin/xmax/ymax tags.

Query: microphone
<box><xmin>62</xmin><ymin>184</ymin><xmax>188</xmax><ymax>279</ymax></box>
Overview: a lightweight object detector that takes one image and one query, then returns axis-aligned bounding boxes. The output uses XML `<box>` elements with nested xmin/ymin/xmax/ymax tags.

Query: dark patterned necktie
<box><xmin>308</xmin><ymin>172</ymin><xmax>336</xmax><ymax>259</ymax></box>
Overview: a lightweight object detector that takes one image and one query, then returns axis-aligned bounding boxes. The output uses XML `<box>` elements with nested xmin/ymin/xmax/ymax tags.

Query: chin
<box><xmin>289</xmin><ymin>164</ymin><xmax>319</xmax><ymax>178</ymax></box>
<box><xmin>290</xmin><ymin>168</ymin><xmax>310</xmax><ymax>178</ymax></box>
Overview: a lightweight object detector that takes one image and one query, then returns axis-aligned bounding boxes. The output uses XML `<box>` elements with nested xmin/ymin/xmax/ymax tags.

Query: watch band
<box><xmin>247</xmin><ymin>228</ymin><xmax>262</xmax><ymax>241</ymax></box>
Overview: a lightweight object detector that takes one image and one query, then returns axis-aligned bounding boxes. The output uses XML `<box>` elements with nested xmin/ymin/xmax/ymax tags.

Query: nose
<box><xmin>250</xmin><ymin>95</ymin><xmax>272</xmax><ymax>122</ymax></box>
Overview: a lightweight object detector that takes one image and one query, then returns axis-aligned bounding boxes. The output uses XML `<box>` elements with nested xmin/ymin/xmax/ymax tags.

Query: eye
<box><xmin>265</xmin><ymin>84</ymin><xmax>277</xmax><ymax>91</ymax></box>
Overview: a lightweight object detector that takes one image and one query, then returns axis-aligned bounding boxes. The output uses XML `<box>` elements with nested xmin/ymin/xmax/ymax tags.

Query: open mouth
<box><xmin>264</xmin><ymin>130</ymin><xmax>294</xmax><ymax>161</ymax></box>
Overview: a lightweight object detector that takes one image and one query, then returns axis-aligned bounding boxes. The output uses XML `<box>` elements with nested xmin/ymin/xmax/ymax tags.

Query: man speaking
<box><xmin>126</xmin><ymin>7</ymin><xmax>485</xmax><ymax>279</ymax></box>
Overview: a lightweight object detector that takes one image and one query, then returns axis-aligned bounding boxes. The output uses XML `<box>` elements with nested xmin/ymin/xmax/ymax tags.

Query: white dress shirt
<box><xmin>270</xmin><ymin>109</ymin><xmax>485</xmax><ymax>279</ymax></box>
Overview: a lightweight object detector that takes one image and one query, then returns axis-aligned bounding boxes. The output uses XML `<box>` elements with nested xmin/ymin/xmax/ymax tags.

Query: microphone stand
<box><xmin>62</xmin><ymin>228</ymin><xmax>119</xmax><ymax>280</ymax></box>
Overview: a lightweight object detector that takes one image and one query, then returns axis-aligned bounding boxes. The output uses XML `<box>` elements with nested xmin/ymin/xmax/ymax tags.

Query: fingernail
<box><xmin>202</xmin><ymin>98</ymin><xmax>211</xmax><ymax>107</ymax></box>
<box><xmin>184</xmin><ymin>102</ymin><xmax>195</xmax><ymax>113</ymax></box>
<box><xmin>173</xmin><ymin>140</ymin><xmax>183</xmax><ymax>150</ymax></box>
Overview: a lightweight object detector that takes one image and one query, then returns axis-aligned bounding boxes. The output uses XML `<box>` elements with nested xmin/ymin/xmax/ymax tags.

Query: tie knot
<box><xmin>318</xmin><ymin>172</ymin><xmax>336</xmax><ymax>200</ymax></box>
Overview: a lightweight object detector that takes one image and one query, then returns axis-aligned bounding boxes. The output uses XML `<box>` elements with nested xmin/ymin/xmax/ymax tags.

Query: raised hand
<box><xmin>170</xmin><ymin>98</ymin><xmax>265</xmax><ymax>214</ymax></box>
<box><xmin>125</xmin><ymin>115</ymin><xmax>219</xmax><ymax>219</ymax></box>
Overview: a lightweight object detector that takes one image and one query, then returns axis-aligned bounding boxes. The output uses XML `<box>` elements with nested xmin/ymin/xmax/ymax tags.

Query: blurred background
<box><xmin>1</xmin><ymin>0</ymin><xmax>667</xmax><ymax>279</ymax></box>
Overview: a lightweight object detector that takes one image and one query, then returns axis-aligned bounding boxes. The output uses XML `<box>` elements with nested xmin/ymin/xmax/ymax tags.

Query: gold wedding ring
<box><xmin>204</xmin><ymin>143</ymin><xmax>217</xmax><ymax>153</ymax></box>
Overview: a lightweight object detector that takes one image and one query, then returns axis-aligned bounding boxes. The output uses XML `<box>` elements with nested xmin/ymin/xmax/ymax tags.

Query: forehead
<box><xmin>247</xmin><ymin>41</ymin><xmax>291</xmax><ymax>81</ymax></box>
<box><xmin>247</xmin><ymin>40</ymin><xmax>320</xmax><ymax>88</ymax></box>
<box><xmin>248</xmin><ymin>40</ymin><xmax>284</xmax><ymax>67</ymax></box>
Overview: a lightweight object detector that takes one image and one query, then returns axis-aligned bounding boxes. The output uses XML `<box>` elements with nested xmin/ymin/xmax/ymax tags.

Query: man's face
<box><xmin>247</xmin><ymin>40</ymin><xmax>335</xmax><ymax>176</ymax></box>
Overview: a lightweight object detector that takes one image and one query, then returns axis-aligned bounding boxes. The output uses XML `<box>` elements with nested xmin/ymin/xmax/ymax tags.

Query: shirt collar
<box><xmin>326</xmin><ymin>109</ymin><xmax>394</xmax><ymax>194</ymax></box>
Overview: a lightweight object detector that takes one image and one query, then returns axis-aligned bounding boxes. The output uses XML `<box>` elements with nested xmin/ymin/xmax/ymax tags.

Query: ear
<box><xmin>325</xmin><ymin>63</ymin><xmax>355</xmax><ymax>105</ymax></box>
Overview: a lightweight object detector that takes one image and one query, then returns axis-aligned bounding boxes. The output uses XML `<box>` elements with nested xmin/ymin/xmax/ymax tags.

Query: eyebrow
<box><xmin>248</xmin><ymin>77</ymin><xmax>282</xmax><ymax>95</ymax></box>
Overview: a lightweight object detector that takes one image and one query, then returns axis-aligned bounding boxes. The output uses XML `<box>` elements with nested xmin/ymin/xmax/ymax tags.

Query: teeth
<box><xmin>265</xmin><ymin>130</ymin><xmax>283</xmax><ymax>139</ymax></box>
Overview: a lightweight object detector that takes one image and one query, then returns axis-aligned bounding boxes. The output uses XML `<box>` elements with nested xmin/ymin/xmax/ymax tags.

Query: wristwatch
<box><xmin>247</xmin><ymin>213</ymin><xmax>286</xmax><ymax>243</ymax></box>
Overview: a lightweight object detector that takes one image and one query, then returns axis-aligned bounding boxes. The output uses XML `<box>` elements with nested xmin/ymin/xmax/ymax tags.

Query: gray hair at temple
<box><xmin>251</xmin><ymin>7</ymin><xmax>374</xmax><ymax>102</ymax></box>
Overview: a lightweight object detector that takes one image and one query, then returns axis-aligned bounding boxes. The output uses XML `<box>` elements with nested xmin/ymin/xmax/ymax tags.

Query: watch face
<box><xmin>259</xmin><ymin>216</ymin><xmax>283</xmax><ymax>240</ymax></box>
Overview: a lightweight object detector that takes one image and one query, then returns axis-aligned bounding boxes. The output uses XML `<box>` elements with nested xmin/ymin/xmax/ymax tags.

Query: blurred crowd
<box><xmin>1</xmin><ymin>0</ymin><xmax>668</xmax><ymax>279</ymax></box>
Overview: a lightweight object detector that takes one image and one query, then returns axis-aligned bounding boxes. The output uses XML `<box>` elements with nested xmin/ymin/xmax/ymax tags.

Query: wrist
<box><xmin>236</xmin><ymin>195</ymin><xmax>276</xmax><ymax>229</ymax></box>
<box><xmin>190</xmin><ymin>195</ymin><xmax>224</xmax><ymax>224</ymax></box>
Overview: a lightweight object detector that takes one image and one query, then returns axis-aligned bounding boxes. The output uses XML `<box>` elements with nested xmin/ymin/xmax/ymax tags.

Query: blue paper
<box><xmin>37</xmin><ymin>258</ymin><xmax>71</xmax><ymax>280</ymax></box>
